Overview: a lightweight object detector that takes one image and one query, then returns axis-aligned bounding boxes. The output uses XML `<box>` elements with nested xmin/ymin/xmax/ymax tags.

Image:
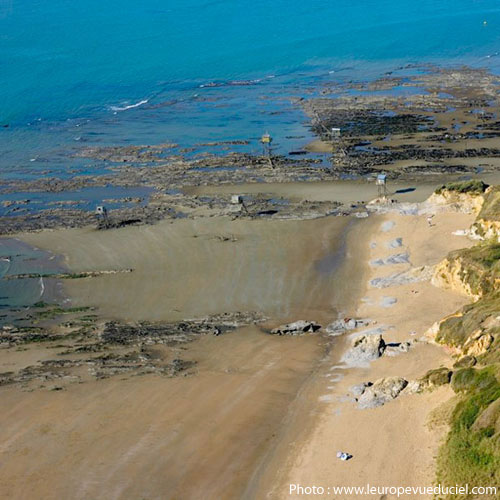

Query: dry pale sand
<box><xmin>252</xmin><ymin>210</ymin><xmax>476</xmax><ymax>499</ymax></box>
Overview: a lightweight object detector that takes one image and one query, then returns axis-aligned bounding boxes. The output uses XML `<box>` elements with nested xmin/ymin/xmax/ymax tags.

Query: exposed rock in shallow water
<box><xmin>271</xmin><ymin>320</ymin><xmax>321</xmax><ymax>335</ymax></box>
<box><xmin>101</xmin><ymin>312</ymin><xmax>265</xmax><ymax>345</ymax></box>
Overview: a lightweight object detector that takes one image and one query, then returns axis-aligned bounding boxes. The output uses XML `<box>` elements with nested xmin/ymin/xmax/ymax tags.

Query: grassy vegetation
<box><xmin>435</xmin><ymin>180</ymin><xmax>488</xmax><ymax>195</ymax></box>
<box><xmin>437</xmin><ymin>366</ymin><xmax>500</xmax><ymax>496</ymax></box>
<box><xmin>434</xmin><ymin>189</ymin><xmax>500</xmax><ymax>496</ymax></box>
<box><xmin>436</xmin><ymin>291</ymin><xmax>500</xmax><ymax>349</ymax></box>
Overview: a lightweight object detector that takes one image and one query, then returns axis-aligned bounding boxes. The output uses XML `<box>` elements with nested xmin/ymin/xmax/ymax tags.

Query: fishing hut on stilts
<box><xmin>261</xmin><ymin>132</ymin><xmax>274</xmax><ymax>168</ymax></box>
<box><xmin>376</xmin><ymin>173</ymin><xmax>388</xmax><ymax>199</ymax></box>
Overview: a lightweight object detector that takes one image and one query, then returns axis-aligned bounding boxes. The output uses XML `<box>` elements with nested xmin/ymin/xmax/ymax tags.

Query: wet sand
<box><xmin>0</xmin><ymin>212</ymin><xmax>374</xmax><ymax>499</ymax></box>
<box><xmin>19</xmin><ymin>216</ymin><xmax>365</xmax><ymax>324</ymax></box>
<box><xmin>185</xmin><ymin>171</ymin><xmax>500</xmax><ymax>205</ymax></box>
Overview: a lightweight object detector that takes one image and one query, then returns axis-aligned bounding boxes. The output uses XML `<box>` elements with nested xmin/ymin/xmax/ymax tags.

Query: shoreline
<box><xmin>0</xmin><ymin>207</ymin><xmax>375</xmax><ymax>499</ymax></box>
<box><xmin>0</xmin><ymin>185</ymin><xmax>494</xmax><ymax>498</ymax></box>
<box><xmin>253</xmin><ymin>206</ymin><xmax>476</xmax><ymax>498</ymax></box>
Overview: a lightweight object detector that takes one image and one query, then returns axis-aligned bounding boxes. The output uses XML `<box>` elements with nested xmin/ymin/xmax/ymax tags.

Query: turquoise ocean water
<box><xmin>1</xmin><ymin>0</ymin><xmax>500</xmax><ymax>177</ymax></box>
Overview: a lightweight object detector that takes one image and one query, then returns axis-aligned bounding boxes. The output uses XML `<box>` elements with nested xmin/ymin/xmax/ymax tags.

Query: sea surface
<box><xmin>1</xmin><ymin>0</ymin><xmax>500</xmax><ymax>178</ymax></box>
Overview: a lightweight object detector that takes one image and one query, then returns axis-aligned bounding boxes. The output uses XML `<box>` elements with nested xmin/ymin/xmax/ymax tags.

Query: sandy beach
<box><xmin>251</xmin><ymin>210</ymin><xmax>477</xmax><ymax>499</ymax></box>
<box><xmin>0</xmin><ymin>209</ymin><xmax>374</xmax><ymax>499</ymax></box>
<box><xmin>0</xmin><ymin>191</ymin><xmax>482</xmax><ymax>499</ymax></box>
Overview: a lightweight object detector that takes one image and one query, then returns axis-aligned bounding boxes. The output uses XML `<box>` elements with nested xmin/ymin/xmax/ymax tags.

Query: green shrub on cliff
<box><xmin>436</xmin><ymin>291</ymin><xmax>500</xmax><ymax>350</ymax></box>
<box><xmin>437</xmin><ymin>366</ymin><xmax>500</xmax><ymax>495</ymax></box>
<box><xmin>434</xmin><ymin>186</ymin><xmax>500</xmax><ymax>496</ymax></box>
<box><xmin>435</xmin><ymin>180</ymin><xmax>488</xmax><ymax>195</ymax></box>
<box><xmin>442</xmin><ymin>243</ymin><xmax>500</xmax><ymax>298</ymax></box>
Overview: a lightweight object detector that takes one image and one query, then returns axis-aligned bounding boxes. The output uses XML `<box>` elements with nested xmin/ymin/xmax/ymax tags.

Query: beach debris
<box><xmin>271</xmin><ymin>320</ymin><xmax>321</xmax><ymax>335</ymax></box>
<box><xmin>336</xmin><ymin>451</ymin><xmax>353</xmax><ymax>461</ymax></box>
<box><xmin>342</xmin><ymin>334</ymin><xmax>386</xmax><ymax>366</ymax></box>
<box><xmin>356</xmin><ymin>376</ymin><xmax>408</xmax><ymax>409</ymax></box>
<box><xmin>95</xmin><ymin>205</ymin><xmax>109</xmax><ymax>228</ymax></box>
<box><xmin>354</xmin><ymin>211</ymin><xmax>369</xmax><ymax>218</ymax></box>
<box><xmin>376</xmin><ymin>173</ymin><xmax>388</xmax><ymax>198</ymax></box>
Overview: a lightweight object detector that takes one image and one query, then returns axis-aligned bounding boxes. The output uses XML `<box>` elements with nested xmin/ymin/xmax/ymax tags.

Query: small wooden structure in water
<box><xmin>95</xmin><ymin>205</ymin><xmax>109</xmax><ymax>228</ymax></box>
<box><xmin>260</xmin><ymin>132</ymin><xmax>274</xmax><ymax>168</ymax></box>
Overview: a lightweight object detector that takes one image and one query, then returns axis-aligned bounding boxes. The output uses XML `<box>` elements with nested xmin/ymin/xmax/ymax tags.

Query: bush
<box><xmin>435</xmin><ymin>180</ymin><xmax>488</xmax><ymax>195</ymax></box>
<box><xmin>437</xmin><ymin>366</ymin><xmax>500</xmax><ymax>496</ymax></box>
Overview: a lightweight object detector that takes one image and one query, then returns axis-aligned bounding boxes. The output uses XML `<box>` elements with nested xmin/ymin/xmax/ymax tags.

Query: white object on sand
<box><xmin>336</xmin><ymin>451</ymin><xmax>352</xmax><ymax>461</ymax></box>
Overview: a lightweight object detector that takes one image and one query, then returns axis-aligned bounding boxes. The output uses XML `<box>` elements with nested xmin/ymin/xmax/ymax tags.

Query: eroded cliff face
<box><xmin>432</xmin><ymin>242</ymin><xmax>500</xmax><ymax>300</ymax></box>
<box><xmin>427</xmin><ymin>190</ymin><xmax>485</xmax><ymax>216</ymax></box>
<box><xmin>470</xmin><ymin>218</ymin><xmax>500</xmax><ymax>242</ymax></box>
<box><xmin>428</xmin><ymin>185</ymin><xmax>500</xmax><ymax>495</ymax></box>
<box><xmin>470</xmin><ymin>186</ymin><xmax>500</xmax><ymax>242</ymax></box>
<box><xmin>431</xmin><ymin>257</ymin><xmax>483</xmax><ymax>300</ymax></box>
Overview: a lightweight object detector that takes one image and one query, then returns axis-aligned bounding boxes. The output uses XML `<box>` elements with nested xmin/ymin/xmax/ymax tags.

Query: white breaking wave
<box><xmin>39</xmin><ymin>277</ymin><xmax>45</xmax><ymax>298</ymax></box>
<box><xmin>110</xmin><ymin>99</ymin><xmax>149</xmax><ymax>112</ymax></box>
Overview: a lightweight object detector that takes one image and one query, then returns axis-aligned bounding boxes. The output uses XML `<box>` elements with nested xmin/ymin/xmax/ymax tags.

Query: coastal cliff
<box><xmin>428</xmin><ymin>182</ymin><xmax>500</xmax><ymax>495</ymax></box>
<box><xmin>470</xmin><ymin>185</ymin><xmax>500</xmax><ymax>242</ymax></box>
